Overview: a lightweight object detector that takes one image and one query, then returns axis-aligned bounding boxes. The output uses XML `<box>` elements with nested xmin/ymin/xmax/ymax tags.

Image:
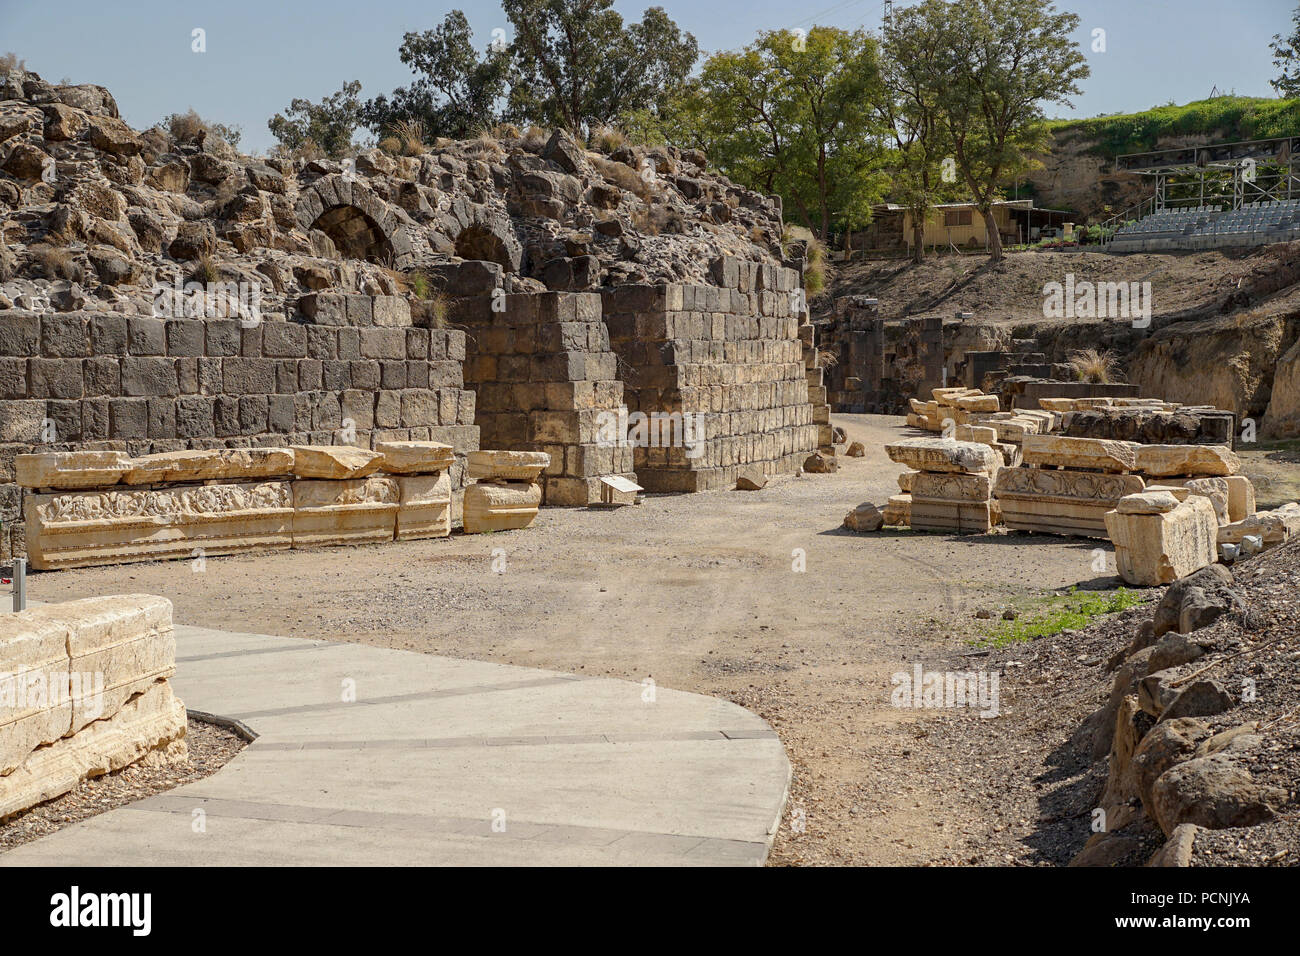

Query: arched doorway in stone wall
<box><xmin>311</xmin><ymin>204</ymin><xmax>393</xmax><ymax>263</ymax></box>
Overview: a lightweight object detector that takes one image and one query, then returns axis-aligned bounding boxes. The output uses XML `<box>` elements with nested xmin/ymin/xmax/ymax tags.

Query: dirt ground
<box><xmin>21</xmin><ymin>414</ymin><xmax>1140</xmax><ymax>866</ymax></box>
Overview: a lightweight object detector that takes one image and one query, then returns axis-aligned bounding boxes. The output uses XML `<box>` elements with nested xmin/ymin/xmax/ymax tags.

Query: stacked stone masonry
<box><xmin>455</xmin><ymin>291</ymin><xmax>635</xmax><ymax>506</ymax></box>
<box><xmin>601</xmin><ymin>257</ymin><xmax>819</xmax><ymax>492</ymax></box>
<box><xmin>0</xmin><ymin>299</ymin><xmax>479</xmax><ymax>560</ymax></box>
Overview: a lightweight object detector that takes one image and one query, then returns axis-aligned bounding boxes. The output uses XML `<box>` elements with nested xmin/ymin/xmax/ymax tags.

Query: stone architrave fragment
<box><xmin>377</xmin><ymin>441</ymin><xmax>455</xmax><ymax>475</ymax></box>
<box><xmin>467</xmin><ymin>450</ymin><xmax>551</xmax><ymax>482</ymax></box>
<box><xmin>395</xmin><ymin>473</ymin><xmax>452</xmax><ymax>540</ymax></box>
<box><xmin>463</xmin><ymin>481</ymin><xmax>542</xmax><ymax>533</ymax></box>
<box><xmin>24</xmin><ymin>482</ymin><xmax>294</xmax><ymax>570</ymax></box>
<box><xmin>123</xmin><ymin>448</ymin><xmax>294</xmax><ymax>484</ymax></box>
<box><xmin>291</xmin><ymin>477</ymin><xmax>399</xmax><ymax>548</ymax></box>
<box><xmin>994</xmin><ymin>467</ymin><xmax>1145</xmax><ymax>538</ymax></box>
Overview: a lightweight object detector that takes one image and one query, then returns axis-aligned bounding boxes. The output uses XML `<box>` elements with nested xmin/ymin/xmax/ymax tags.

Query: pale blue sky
<box><xmin>2</xmin><ymin>0</ymin><xmax>1295</xmax><ymax>153</ymax></box>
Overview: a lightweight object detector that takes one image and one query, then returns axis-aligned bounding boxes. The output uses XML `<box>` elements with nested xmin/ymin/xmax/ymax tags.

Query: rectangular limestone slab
<box><xmin>1105</xmin><ymin>495</ymin><xmax>1218</xmax><ymax>586</ymax></box>
<box><xmin>467</xmin><ymin>450</ymin><xmax>551</xmax><ymax>482</ymax></box>
<box><xmin>24</xmin><ymin>482</ymin><xmax>294</xmax><ymax>571</ymax></box>
<box><xmin>911</xmin><ymin>472</ymin><xmax>993</xmax><ymax>502</ymax></box>
<box><xmin>395</xmin><ymin>473</ymin><xmax>452</xmax><ymax>540</ymax></box>
<box><xmin>291</xmin><ymin>445</ymin><xmax>384</xmax><ymax>479</ymax></box>
<box><xmin>16</xmin><ymin>451</ymin><xmax>132</xmax><ymax>489</ymax></box>
<box><xmin>377</xmin><ymin>441</ymin><xmax>455</xmax><ymax>475</ymax></box>
<box><xmin>0</xmin><ymin>615</ymin><xmax>73</xmax><ymax>776</ymax></box>
<box><xmin>1022</xmin><ymin>435</ymin><xmax>1138</xmax><ymax>472</ymax></box>
<box><xmin>463</xmin><ymin>481</ymin><xmax>542</xmax><ymax>533</ymax></box>
<box><xmin>123</xmin><ymin>448</ymin><xmax>295</xmax><ymax>485</ymax></box>
<box><xmin>21</xmin><ymin>595</ymin><xmax>175</xmax><ymax>733</ymax></box>
<box><xmin>909</xmin><ymin>499</ymin><xmax>997</xmax><ymax>533</ymax></box>
<box><xmin>885</xmin><ymin>438</ymin><xmax>1001</xmax><ymax>475</ymax></box>
<box><xmin>291</xmin><ymin>477</ymin><xmax>399</xmax><ymax>548</ymax></box>
<box><xmin>952</xmin><ymin>394</ymin><xmax>1000</xmax><ymax>413</ymax></box>
<box><xmin>1134</xmin><ymin>444</ymin><xmax>1241</xmax><ymax>478</ymax></box>
<box><xmin>0</xmin><ymin>680</ymin><xmax>187</xmax><ymax>822</ymax></box>
<box><xmin>995</xmin><ymin>468</ymin><xmax>1144</xmax><ymax>537</ymax></box>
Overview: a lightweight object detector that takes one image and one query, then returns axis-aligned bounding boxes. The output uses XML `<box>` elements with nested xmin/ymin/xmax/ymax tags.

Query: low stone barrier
<box><xmin>21</xmin><ymin>443</ymin><xmax>457</xmax><ymax>569</ymax></box>
<box><xmin>1</xmin><ymin>594</ymin><xmax>186</xmax><ymax>820</ymax></box>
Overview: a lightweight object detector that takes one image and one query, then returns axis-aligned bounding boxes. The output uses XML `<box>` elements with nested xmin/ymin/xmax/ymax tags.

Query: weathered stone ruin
<box><xmin>0</xmin><ymin>69</ymin><xmax>825</xmax><ymax>566</ymax></box>
<box><xmin>463</xmin><ymin>449</ymin><xmax>547</xmax><ymax>533</ymax></box>
<box><xmin>1</xmin><ymin>594</ymin><xmax>186</xmax><ymax>819</ymax></box>
<box><xmin>20</xmin><ymin>443</ymin><xmax>456</xmax><ymax>569</ymax></box>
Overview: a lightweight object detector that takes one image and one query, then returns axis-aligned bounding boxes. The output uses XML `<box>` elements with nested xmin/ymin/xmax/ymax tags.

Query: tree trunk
<box><xmin>982</xmin><ymin>207</ymin><xmax>1004</xmax><ymax>262</ymax></box>
<box><xmin>911</xmin><ymin>218</ymin><xmax>925</xmax><ymax>264</ymax></box>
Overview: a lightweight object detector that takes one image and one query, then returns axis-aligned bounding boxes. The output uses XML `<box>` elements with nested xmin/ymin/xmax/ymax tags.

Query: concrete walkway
<box><xmin>2</xmin><ymin>621</ymin><xmax>790</xmax><ymax>866</ymax></box>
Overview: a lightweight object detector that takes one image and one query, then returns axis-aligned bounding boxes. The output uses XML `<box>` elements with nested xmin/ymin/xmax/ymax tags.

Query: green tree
<box><xmin>878</xmin><ymin>0</ymin><xmax>952</xmax><ymax>262</ymax></box>
<box><xmin>934</xmin><ymin>0</ymin><xmax>1089</xmax><ymax>261</ymax></box>
<box><xmin>267</xmin><ymin>81</ymin><xmax>364</xmax><ymax>158</ymax></box>
<box><xmin>1271</xmin><ymin>4</ymin><xmax>1300</xmax><ymax>97</ymax></box>
<box><xmin>360</xmin><ymin>11</ymin><xmax>513</xmax><ymax>140</ymax></box>
<box><xmin>503</xmin><ymin>0</ymin><xmax>698</xmax><ymax>132</ymax></box>
<box><xmin>679</xmin><ymin>26</ymin><xmax>886</xmax><ymax>241</ymax></box>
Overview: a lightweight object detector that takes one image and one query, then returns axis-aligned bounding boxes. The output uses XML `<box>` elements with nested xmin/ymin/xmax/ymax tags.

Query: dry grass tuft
<box><xmin>1066</xmin><ymin>348</ymin><xmax>1122</xmax><ymax>384</ymax></box>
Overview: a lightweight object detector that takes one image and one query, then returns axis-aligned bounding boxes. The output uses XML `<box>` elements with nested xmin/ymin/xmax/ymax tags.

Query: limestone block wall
<box><xmin>601</xmin><ymin>261</ymin><xmax>818</xmax><ymax>492</ymax></box>
<box><xmin>0</xmin><ymin>594</ymin><xmax>187</xmax><ymax>820</ymax></box>
<box><xmin>0</xmin><ymin>297</ymin><xmax>479</xmax><ymax>561</ymax></box>
<box><xmin>455</xmin><ymin>291</ymin><xmax>635</xmax><ymax>506</ymax></box>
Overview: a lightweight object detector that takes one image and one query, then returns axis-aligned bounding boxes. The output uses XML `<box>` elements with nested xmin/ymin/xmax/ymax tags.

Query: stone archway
<box><xmin>312</xmin><ymin>204</ymin><xmax>392</xmax><ymax>263</ymax></box>
<box><xmin>454</xmin><ymin>223</ymin><xmax>514</xmax><ymax>271</ymax></box>
<box><xmin>294</xmin><ymin>174</ymin><xmax>415</xmax><ymax>269</ymax></box>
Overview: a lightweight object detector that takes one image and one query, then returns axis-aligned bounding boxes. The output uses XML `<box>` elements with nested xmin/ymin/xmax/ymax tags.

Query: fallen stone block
<box><xmin>735</xmin><ymin>467</ymin><xmax>767</xmax><ymax>490</ymax></box>
<box><xmin>123</xmin><ymin>448</ymin><xmax>295</xmax><ymax>484</ymax></box>
<box><xmin>909</xmin><ymin>499</ymin><xmax>998</xmax><ymax>534</ymax></box>
<box><xmin>1181</xmin><ymin>478</ymin><xmax>1230</xmax><ymax>525</ymax></box>
<box><xmin>845</xmin><ymin>441</ymin><xmax>866</xmax><ymax>457</ymax></box>
<box><xmin>291</xmin><ymin>445</ymin><xmax>384</xmax><ymax>479</ymax></box>
<box><xmin>1135</xmin><ymin>444</ymin><xmax>1241</xmax><ymax>478</ymax></box>
<box><xmin>291</xmin><ymin>477</ymin><xmax>399</xmax><ymax>548</ymax></box>
<box><xmin>1022</xmin><ymin>435</ymin><xmax>1138</xmax><ymax>473</ymax></box>
<box><xmin>1160</xmin><ymin>475</ymin><xmax>1255</xmax><ymax>522</ymax></box>
<box><xmin>0</xmin><ymin>680</ymin><xmax>186</xmax><ymax>822</ymax></box>
<box><xmin>24</xmin><ymin>482</ymin><xmax>294</xmax><ymax>570</ymax></box>
<box><xmin>1105</xmin><ymin>495</ymin><xmax>1218</xmax><ymax>586</ymax></box>
<box><xmin>885</xmin><ymin>438</ymin><xmax>1000</xmax><ymax>475</ymax></box>
<box><xmin>0</xmin><ymin>615</ymin><xmax>73</xmax><ymax>776</ymax></box>
<box><xmin>466</xmin><ymin>450</ymin><xmax>550</xmax><ymax>482</ymax></box>
<box><xmin>883</xmin><ymin>494</ymin><xmax>911</xmax><ymax>526</ymax></box>
<box><xmin>1217</xmin><ymin>502</ymin><xmax>1300</xmax><ymax>548</ymax></box>
<box><xmin>995</xmin><ymin>467</ymin><xmax>1144</xmax><ymax>537</ymax></box>
<box><xmin>395</xmin><ymin>473</ymin><xmax>451</xmax><ymax>540</ymax></box>
<box><xmin>843</xmin><ymin>502</ymin><xmax>883</xmax><ymax>532</ymax></box>
<box><xmin>377</xmin><ymin>440</ymin><xmax>455</xmax><ymax>475</ymax></box>
<box><xmin>22</xmin><ymin>595</ymin><xmax>175</xmax><ymax>733</ymax></box>
<box><xmin>463</xmin><ymin>481</ymin><xmax>542</xmax><ymax>533</ymax></box>
<box><xmin>803</xmin><ymin>451</ymin><xmax>838</xmax><ymax>473</ymax></box>
<box><xmin>897</xmin><ymin>471</ymin><xmax>917</xmax><ymax>493</ymax></box>
<box><xmin>16</xmin><ymin>451</ymin><xmax>132</xmax><ymax>490</ymax></box>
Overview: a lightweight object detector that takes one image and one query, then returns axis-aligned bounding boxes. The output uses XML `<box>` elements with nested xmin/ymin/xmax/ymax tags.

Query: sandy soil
<box><xmin>20</xmin><ymin>414</ymin><xmax>1135</xmax><ymax>866</ymax></box>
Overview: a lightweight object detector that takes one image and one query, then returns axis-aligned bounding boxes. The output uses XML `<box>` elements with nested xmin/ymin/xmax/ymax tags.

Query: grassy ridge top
<box><xmin>1047</xmin><ymin>96</ymin><xmax>1300</xmax><ymax>157</ymax></box>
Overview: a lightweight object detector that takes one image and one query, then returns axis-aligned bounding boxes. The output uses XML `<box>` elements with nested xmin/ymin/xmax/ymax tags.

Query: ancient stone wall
<box><xmin>601</xmin><ymin>258</ymin><xmax>818</xmax><ymax>491</ymax></box>
<box><xmin>455</xmin><ymin>290</ymin><xmax>635</xmax><ymax>506</ymax></box>
<box><xmin>0</xmin><ymin>297</ymin><xmax>479</xmax><ymax>561</ymax></box>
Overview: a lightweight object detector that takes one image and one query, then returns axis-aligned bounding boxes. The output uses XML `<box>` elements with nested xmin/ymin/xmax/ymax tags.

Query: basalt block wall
<box><xmin>0</xmin><ymin>298</ymin><xmax>479</xmax><ymax>561</ymax></box>
<box><xmin>454</xmin><ymin>290</ymin><xmax>636</xmax><ymax>506</ymax></box>
<box><xmin>601</xmin><ymin>261</ymin><xmax>818</xmax><ymax>492</ymax></box>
